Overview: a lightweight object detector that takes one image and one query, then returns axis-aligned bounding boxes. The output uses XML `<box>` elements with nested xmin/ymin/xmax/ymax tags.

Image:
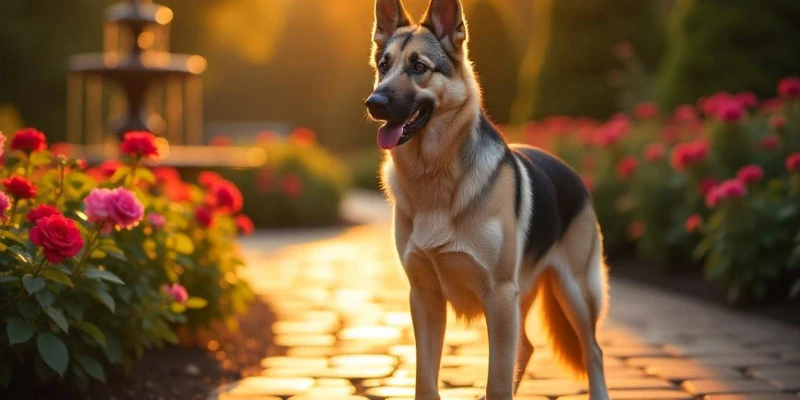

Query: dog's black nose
<box><xmin>365</xmin><ymin>94</ymin><xmax>389</xmax><ymax>114</ymax></box>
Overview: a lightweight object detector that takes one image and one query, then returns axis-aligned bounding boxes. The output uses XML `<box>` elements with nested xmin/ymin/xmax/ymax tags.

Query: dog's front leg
<box><xmin>405</xmin><ymin>253</ymin><xmax>446</xmax><ymax>400</ymax></box>
<box><xmin>484</xmin><ymin>282</ymin><xmax>519</xmax><ymax>400</ymax></box>
<box><xmin>410</xmin><ymin>284</ymin><xmax>446</xmax><ymax>400</ymax></box>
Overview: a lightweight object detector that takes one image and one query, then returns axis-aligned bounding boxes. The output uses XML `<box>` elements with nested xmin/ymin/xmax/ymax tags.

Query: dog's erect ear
<box><xmin>422</xmin><ymin>0</ymin><xmax>467</xmax><ymax>50</ymax></box>
<box><xmin>373</xmin><ymin>0</ymin><xmax>411</xmax><ymax>46</ymax></box>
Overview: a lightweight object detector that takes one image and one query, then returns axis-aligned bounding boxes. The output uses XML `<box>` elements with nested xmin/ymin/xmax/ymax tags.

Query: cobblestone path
<box><xmin>212</xmin><ymin>224</ymin><xmax>800</xmax><ymax>400</ymax></box>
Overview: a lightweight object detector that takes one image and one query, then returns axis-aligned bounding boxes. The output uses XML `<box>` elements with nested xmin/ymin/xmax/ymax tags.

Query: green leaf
<box><xmin>0</xmin><ymin>359</ymin><xmax>10</xmax><ymax>388</ymax></box>
<box><xmin>170</xmin><ymin>303</ymin><xmax>186</xmax><ymax>313</ymax></box>
<box><xmin>135</xmin><ymin>168</ymin><xmax>156</xmax><ymax>184</ymax></box>
<box><xmin>37</xmin><ymin>333</ymin><xmax>69</xmax><ymax>377</ymax></box>
<box><xmin>0</xmin><ymin>275</ymin><xmax>20</xmax><ymax>284</ymax></box>
<box><xmin>30</xmin><ymin>151</ymin><xmax>53</xmax><ymax>167</ymax></box>
<box><xmin>45</xmin><ymin>308</ymin><xmax>69</xmax><ymax>333</ymax></box>
<box><xmin>109</xmin><ymin>166</ymin><xmax>132</xmax><ymax>183</ymax></box>
<box><xmin>62</xmin><ymin>298</ymin><xmax>84</xmax><ymax>320</ymax></box>
<box><xmin>90</xmin><ymin>249</ymin><xmax>107</xmax><ymax>259</ymax></box>
<box><xmin>184</xmin><ymin>297</ymin><xmax>208</xmax><ymax>309</ymax></box>
<box><xmin>90</xmin><ymin>290</ymin><xmax>116</xmax><ymax>313</ymax></box>
<box><xmin>73</xmin><ymin>321</ymin><xmax>106</xmax><ymax>348</ymax></box>
<box><xmin>167</xmin><ymin>233</ymin><xmax>195</xmax><ymax>255</ymax></box>
<box><xmin>35</xmin><ymin>290</ymin><xmax>55</xmax><ymax>309</ymax></box>
<box><xmin>9</xmin><ymin>248</ymin><xmax>33</xmax><ymax>265</ymax></box>
<box><xmin>6</xmin><ymin>317</ymin><xmax>34</xmax><ymax>345</ymax></box>
<box><xmin>42</xmin><ymin>269</ymin><xmax>73</xmax><ymax>287</ymax></box>
<box><xmin>103</xmin><ymin>334</ymin><xmax>123</xmax><ymax>364</ymax></box>
<box><xmin>115</xmin><ymin>285</ymin><xmax>133</xmax><ymax>303</ymax></box>
<box><xmin>0</xmin><ymin>230</ymin><xmax>25</xmax><ymax>244</ymax></box>
<box><xmin>75</xmin><ymin>354</ymin><xmax>105</xmax><ymax>382</ymax></box>
<box><xmin>16</xmin><ymin>298</ymin><xmax>39</xmax><ymax>319</ymax></box>
<box><xmin>22</xmin><ymin>275</ymin><xmax>46</xmax><ymax>294</ymax></box>
<box><xmin>83</xmin><ymin>268</ymin><xmax>125</xmax><ymax>285</ymax></box>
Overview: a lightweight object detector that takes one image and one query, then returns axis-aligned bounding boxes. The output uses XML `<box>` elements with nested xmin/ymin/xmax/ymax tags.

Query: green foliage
<box><xmin>0</xmin><ymin>139</ymin><xmax>253</xmax><ymax>391</ymax></box>
<box><xmin>529</xmin><ymin>0</ymin><xmax>666</xmax><ymax>120</ymax></box>
<box><xmin>696</xmin><ymin>178</ymin><xmax>800</xmax><ymax>303</ymax></box>
<box><xmin>467</xmin><ymin>0</ymin><xmax>520</xmax><ymax>124</ymax></box>
<box><xmin>511</xmin><ymin>78</ymin><xmax>800</xmax><ymax>303</ymax></box>
<box><xmin>349</xmin><ymin>148</ymin><xmax>384</xmax><ymax>192</ymax></box>
<box><xmin>658</xmin><ymin>0</ymin><xmax>800</xmax><ymax>110</ymax></box>
<box><xmin>218</xmin><ymin>136</ymin><xmax>349</xmax><ymax>228</ymax></box>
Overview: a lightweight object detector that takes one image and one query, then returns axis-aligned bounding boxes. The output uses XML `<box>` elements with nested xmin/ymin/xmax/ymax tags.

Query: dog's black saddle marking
<box><xmin>512</xmin><ymin>146</ymin><xmax>589</xmax><ymax>264</ymax></box>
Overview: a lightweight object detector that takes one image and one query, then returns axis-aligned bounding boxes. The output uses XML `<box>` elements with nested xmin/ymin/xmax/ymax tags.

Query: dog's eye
<box><xmin>378</xmin><ymin>61</ymin><xmax>389</xmax><ymax>73</ymax></box>
<box><xmin>413</xmin><ymin>62</ymin><xmax>428</xmax><ymax>73</ymax></box>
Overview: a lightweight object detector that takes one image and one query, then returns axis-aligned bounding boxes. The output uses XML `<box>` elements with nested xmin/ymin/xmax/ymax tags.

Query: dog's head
<box><xmin>366</xmin><ymin>0</ymin><xmax>473</xmax><ymax>150</ymax></box>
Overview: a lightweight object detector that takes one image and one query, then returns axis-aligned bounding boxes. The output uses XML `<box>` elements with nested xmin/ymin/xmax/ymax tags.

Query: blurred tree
<box><xmin>467</xmin><ymin>0</ymin><xmax>519</xmax><ymax>124</ymax></box>
<box><xmin>0</xmin><ymin>0</ymin><xmax>107</xmax><ymax>141</ymax></box>
<box><xmin>524</xmin><ymin>0</ymin><xmax>666</xmax><ymax>121</ymax></box>
<box><xmin>658</xmin><ymin>0</ymin><xmax>800</xmax><ymax>110</ymax></box>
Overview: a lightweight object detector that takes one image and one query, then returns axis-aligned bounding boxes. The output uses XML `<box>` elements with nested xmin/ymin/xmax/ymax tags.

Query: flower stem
<box><xmin>33</xmin><ymin>258</ymin><xmax>47</xmax><ymax>277</ymax></box>
<box><xmin>54</xmin><ymin>163</ymin><xmax>66</xmax><ymax>204</ymax></box>
<box><xmin>74</xmin><ymin>222</ymin><xmax>105</xmax><ymax>276</ymax></box>
<box><xmin>127</xmin><ymin>156</ymin><xmax>141</xmax><ymax>189</ymax></box>
<box><xmin>2</xmin><ymin>200</ymin><xmax>19</xmax><ymax>230</ymax></box>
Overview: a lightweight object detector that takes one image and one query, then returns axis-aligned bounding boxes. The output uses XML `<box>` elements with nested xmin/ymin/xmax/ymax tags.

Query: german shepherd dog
<box><xmin>365</xmin><ymin>0</ymin><xmax>611</xmax><ymax>399</ymax></box>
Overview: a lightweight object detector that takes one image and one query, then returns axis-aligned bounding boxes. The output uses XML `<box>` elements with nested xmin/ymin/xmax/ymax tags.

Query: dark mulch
<box><xmin>611</xmin><ymin>259</ymin><xmax>800</xmax><ymax>326</ymax></box>
<box><xmin>2</xmin><ymin>299</ymin><xmax>274</xmax><ymax>400</ymax></box>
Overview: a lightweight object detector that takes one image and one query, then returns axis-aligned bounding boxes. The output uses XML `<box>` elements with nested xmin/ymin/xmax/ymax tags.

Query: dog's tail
<box><xmin>534</xmin><ymin>230</ymin><xmax>608</xmax><ymax>379</ymax></box>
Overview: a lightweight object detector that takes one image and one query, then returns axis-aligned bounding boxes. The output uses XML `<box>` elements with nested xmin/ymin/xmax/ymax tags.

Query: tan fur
<box><xmin>369</xmin><ymin>1</ymin><xmax>609</xmax><ymax>399</ymax></box>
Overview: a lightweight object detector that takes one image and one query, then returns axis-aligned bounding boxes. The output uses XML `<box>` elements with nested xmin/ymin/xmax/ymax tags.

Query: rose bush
<box><xmin>0</xmin><ymin>129</ymin><xmax>253</xmax><ymax>391</ymax></box>
<box><xmin>207</xmin><ymin>128</ymin><xmax>350</xmax><ymax>227</ymax></box>
<box><xmin>504</xmin><ymin>76</ymin><xmax>800</xmax><ymax>303</ymax></box>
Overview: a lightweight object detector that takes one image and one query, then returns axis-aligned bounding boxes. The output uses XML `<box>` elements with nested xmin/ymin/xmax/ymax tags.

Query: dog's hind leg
<box><xmin>513</xmin><ymin>291</ymin><xmax>536</xmax><ymax>394</ymax></box>
<box><xmin>551</xmin><ymin>212</ymin><xmax>610</xmax><ymax>400</ymax></box>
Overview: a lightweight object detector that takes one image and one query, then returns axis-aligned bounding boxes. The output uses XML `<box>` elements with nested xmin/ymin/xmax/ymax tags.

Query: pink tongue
<box><xmin>377</xmin><ymin>124</ymin><xmax>404</xmax><ymax>150</ymax></box>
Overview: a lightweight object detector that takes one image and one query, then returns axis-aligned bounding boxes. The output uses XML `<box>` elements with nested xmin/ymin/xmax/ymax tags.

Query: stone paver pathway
<box><xmin>213</xmin><ymin>224</ymin><xmax>800</xmax><ymax>400</ymax></box>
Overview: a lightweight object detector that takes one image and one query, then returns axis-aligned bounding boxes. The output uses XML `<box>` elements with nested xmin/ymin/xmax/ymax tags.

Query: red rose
<box><xmin>120</xmin><ymin>131</ymin><xmax>159</xmax><ymax>159</ymax></box>
<box><xmin>235</xmin><ymin>215</ymin><xmax>254</xmax><ymax>235</ymax></box>
<box><xmin>50</xmin><ymin>142</ymin><xmax>72</xmax><ymax>157</ymax></box>
<box><xmin>11</xmin><ymin>128</ymin><xmax>47</xmax><ymax>153</ymax></box>
<box><xmin>633</xmin><ymin>102</ymin><xmax>659</xmax><ymax>119</ymax></box>
<box><xmin>734</xmin><ymin>92</ymin><xmax>758</xmax><ymax>109</ymax></box>
<box><xmin>644</xmin><ymin>143</ymin><xmax>665</xmax><ymax>162</ymax></box>
<box><xmin>165</xmin><ymin>182</ymin><xmax>193</xmax><ymax>203</ymax></box>
<box><xmin>616</xmin><ymin>156</ymin><xmax>638</xmax><ymax>180</ymax></box>
<box><xmin>194</xmin><ymin>206</ymin><xmax>216</xmax><ymax>228</ymax></box>
<box><xmin>210</xmin><ymin>135</ymin><xmax>232</xmax><ymax>146</ymax></box>
<box><xmin>769</xmin><ymin>116</ymin><xmax>786</xmax><ymax>130</ymax></box>
<box><xmin>736</xmin><ymin>165</ymin><xmax>764</xmax><ymax>186</ymax></box>
<box><xmin>27</xmin><ymin>204</ymin><xmax>62</xmax><ymax>224</ymax></box>
<box><xmin>699</xmin><ymin>178</ymin><xmax>718</xmax><ymax>196</ymax></box>
<box><xmin>206</xmin><ymin>180</ymin><xmax>243</xmax><ymax>214</ymax></box>
<box><xmin>778</xmin><ymin>77</ymin><xmax>800</xmax><ymax>99</ymax></box>
<box><xmin>290</xmin><ymin>128</ymin><xmax>316</xmax><ymax>146</ymax></box>
<box><xmin>88</xmin><ymin>160</ymin><xmax>123</xmax><ymax>181</ymax></box>
<box><xmin>257</xmin><ymin>168</ymin><xmax>274</xmax><ymax>193</ymax></box>
<box><xmin>758</xmin><ymin>135</ymin><xmax>781</xmax><ymax>151</ymax></box>
<box><xmin>672</xmin><ymin>104</ymin><xmax>698</xmax><ymax>124</ymax></box>
<box><xmin>786</xmin><ymin>153</ymin><xmax>800</xmax><ymax>173</ymax></box>
<box><xmin>281</xmin><ymin>174</ymin><xmax>303</xmax><ymax>198</ymax></box>
<box><xmin>152</xmin><ymin>167</ymin><xmax>181</xmax><ymax>185</ymax></box>
<box><xmin>3</xmin><ymin>176</ymin><xmax>37</xmax><ymax>199</ymax></box>
<box><xmin>198</xmin><ymin>171</ymin><xmax>223</xmax><ymax>188</ymax></box>
<box><xmin>627</xmin><ymin>220</ymin><xmax>645</xmax><ymax>239</ymax></box>
<box><xmin>685</xmin><ymin>214</ymin><xmax>702</xmax><ymax>233</ymax></box>
<box><xmin>30</xmin><ymin>215</ymin><xmax>84</xmax><ymax>264</ymax></box>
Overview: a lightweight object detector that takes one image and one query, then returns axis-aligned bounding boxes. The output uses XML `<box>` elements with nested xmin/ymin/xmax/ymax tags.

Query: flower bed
<box><xmin>0</xmin><ymin>129</ymin><xmax>253</xmax><ymax>391</ymax></box>
<box><xmin>209</xmin><ymin>128</ymin><xmax>350</xmax><ymax>228</ymax></box>
<box><xmin>505</xmin><ymin>77</ymin><xmax>800</xmax><ymax>304</ymax></box>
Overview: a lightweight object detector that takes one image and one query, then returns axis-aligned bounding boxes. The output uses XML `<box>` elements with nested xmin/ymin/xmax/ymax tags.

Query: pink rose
<box><xmin>149</xmin><ymin>213</ymin><xmax>166</xmax><ymax>229</ymax></box>
<box><xmin>736</xmin><ymin>165</ymin><xmax>764</xmax><ymax>186</ymax></box>
<box><xmin>0</xmin><ymin>191</ymin><xmax>10</xmax><ymax>222</ymax></box>
<box><xmin>786</xmin><ymin>153</ymin><xmax>800</xmax><ymax>173</ymax></box>
<box><xmin>84</xmin><ymin>188</ymin><xmax>112</xmax><ymax>222</ymax></box>
<box><xmin>106</xmin><ymin>188</ymin><xmax>144</xmax><ymax>230</ymax></box>
<box><xmin>778</xmin><ymin>77</ymin><xmax>800</xmax><ymax>99</ymax></box>
<box><xmin>162</xmin><ymin>283</ymin><xmax>188</xmax><ymax>303</ymax></box>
